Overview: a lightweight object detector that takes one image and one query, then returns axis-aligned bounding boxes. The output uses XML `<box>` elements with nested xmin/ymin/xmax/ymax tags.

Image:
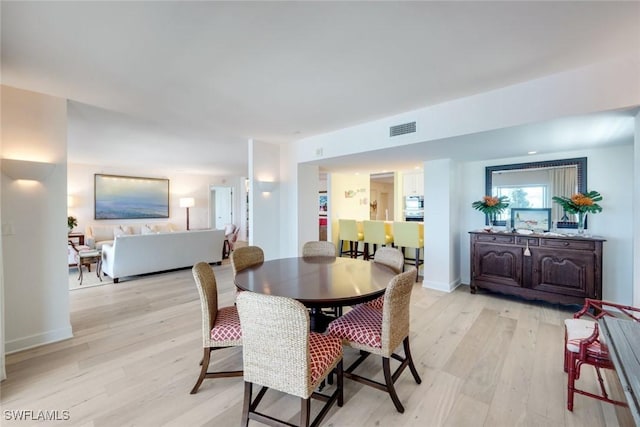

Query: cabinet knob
<box><xmin>564</xmin><ymin>242</ymin><xmax>569</xmax><ymax>246</ymax></box>
<box><xmin>492</xmin><ymin>237</ymin><xmax>496</xmax><ymax>241</ymax></box>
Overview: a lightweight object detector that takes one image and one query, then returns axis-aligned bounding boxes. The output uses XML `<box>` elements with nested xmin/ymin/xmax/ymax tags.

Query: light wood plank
<box><xmin>1</xmin><ymin>264</ymin><xmax>633</xmax><ymax>426</ymax></box>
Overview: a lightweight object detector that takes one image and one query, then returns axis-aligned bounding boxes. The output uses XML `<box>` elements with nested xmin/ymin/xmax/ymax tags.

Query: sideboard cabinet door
<box><xmin>473</xmin><ymin>244</ymin><xmax>522</xmax><ymax>288</ymax></box>
<box><xmin>531</xmin><ymin>248</ymin><xmax>596</xmax><ymax>299</ymax></box>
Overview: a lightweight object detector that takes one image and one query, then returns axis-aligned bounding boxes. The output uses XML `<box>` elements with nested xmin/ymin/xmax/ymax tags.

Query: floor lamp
<box><xmin>180</xmin><ymin>197</ymin><xmax>195</xmax><ymax>230</ymax></box>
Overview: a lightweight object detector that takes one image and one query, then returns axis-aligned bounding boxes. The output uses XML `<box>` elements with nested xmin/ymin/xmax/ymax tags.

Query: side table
<box><xmin>68</xmin><ymin>232</ymin><xmax>85</xmax><ymax>246</ymax></box>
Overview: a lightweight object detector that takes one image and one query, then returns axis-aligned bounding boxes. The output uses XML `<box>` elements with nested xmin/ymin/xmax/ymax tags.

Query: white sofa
<box><xmin>86</xmin><ymin>223</ymin><xmax>179</xmax><ymax>249</ymax></box>
<box><xmin>101</xmin><ymin>229</ymin><xmax>224</xmax><ymax>283</ymax></box>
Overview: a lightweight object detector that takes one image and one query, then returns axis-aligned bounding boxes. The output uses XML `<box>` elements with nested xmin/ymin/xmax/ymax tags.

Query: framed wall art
<box><xmin>94</xmin><ymin>174</ymin><xmax>170</xmax><ymax>219</ymax></box>
<box><xmin>511</xmin><ymin>208</ymin><xmax>551</xmax><ymax>232</ymax></box>
<box><xmin>319</xmin><ymin>191</ymin><xmax>328</xmax><ymax>216</ymax></box>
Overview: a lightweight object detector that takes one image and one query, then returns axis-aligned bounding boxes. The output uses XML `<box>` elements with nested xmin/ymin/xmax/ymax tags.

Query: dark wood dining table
<box><xmin>234</xmin><ymin>256</ymin><xmax>397</xmax><ymax>331</ymax></box>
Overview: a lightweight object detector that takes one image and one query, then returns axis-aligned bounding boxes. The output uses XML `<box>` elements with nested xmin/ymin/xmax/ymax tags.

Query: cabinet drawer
<box><xmin>540</xmin><ymin>238</ymin><xmax>595</xmax><ymax>251</ymax></box>
<box><xmin>475</xmin><ymin>234</ymin><xmax>515</xmax><ymax>244</ymax></box>
<box><xmin>516</xmin><ymin>236</ymin><xmax>539</xmax><ymax>246</ymax></box>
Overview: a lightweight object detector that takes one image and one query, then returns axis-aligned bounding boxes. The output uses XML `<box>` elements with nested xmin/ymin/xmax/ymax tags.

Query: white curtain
<box><xmin>550</xmin><ymin>166</ymin><xmax>578</xmax><ymax>224</ymax></box>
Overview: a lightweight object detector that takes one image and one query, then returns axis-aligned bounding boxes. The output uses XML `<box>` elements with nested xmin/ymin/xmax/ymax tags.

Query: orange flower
<box><xmin>571</xmin><ymin>193</ymin><xmax>594</xmax><ymax>207</ymax></box>
<box><xmin>483</xmin><ymin>196</ymin><xmax>499</xmax><ymax>207</ymax></box>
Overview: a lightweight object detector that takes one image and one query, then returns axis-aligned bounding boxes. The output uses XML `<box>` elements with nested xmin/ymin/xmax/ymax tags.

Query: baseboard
<box><xmin>5</xmin><ymin>326</ymin><xmax>73</xmax><ymax>354</ymax></box>
<box><xmin>422</xmin><ymin>278</ymin><xmax>462</xmax><ymax>293</ymax></box>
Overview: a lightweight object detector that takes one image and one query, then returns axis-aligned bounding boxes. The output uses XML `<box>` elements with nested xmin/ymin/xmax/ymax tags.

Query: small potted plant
<box><xmin>552</xmin><ymin>191</ymin><xmax>602</xmax><ymax>234</ymax></box>
<box><xmin>67</xmin><ymin>216</ymin><xmax>78</xmax><ymax>234</ymax></box>
<box><xmin>472</xmin><ymin>195</ymin><xmax>510</xmax><ymax>230</ymax></box>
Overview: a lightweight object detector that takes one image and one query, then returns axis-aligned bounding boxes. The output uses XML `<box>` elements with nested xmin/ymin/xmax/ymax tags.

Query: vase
<box><xmin>577</xmin><ymin>212</ymin><xmax>586</xmax><ymax>235</ymax></box>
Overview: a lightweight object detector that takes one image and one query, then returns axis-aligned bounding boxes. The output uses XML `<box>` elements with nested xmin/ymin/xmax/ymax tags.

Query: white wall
<box><xmin>1</xmin><ymin>85</ymin><xmax>71</xmax><ymax>353</ymax></box>
<box><xmin>422</xmin><ymin>159</ymin><xmax>461</xmax><ymax>292</ymax></box>
<box><xmin>294</xmin><ymin>56</ymin><xmax>639</xmax><ymax>165</ymax></box>
<box><xmin>67</xmin><ymin>163</ymin><xmax>243</xmax><ymax>234</ymax></box>
<box><xmin>297</xmin><ymin>164</ymin><xmax>320</xmax><ymax>255</ymax></box>
<box><xmin>635</xmin><ymin>112</ymin><xmax>640</xmax><ymax>307</ymax></box>
<box><xmin>329</xmin><ymin>173</ymin><xmax>370</xmax><ymax>249</ymax></box>
<box><xmin>459</xmin><ymin>146</ymin><xmax>634</xmax><ymax>304</ymax></box>
<box><xmin>249</xmin><ymin>139</ymin><xmax>280</xmax><ymax>260</ymax></box>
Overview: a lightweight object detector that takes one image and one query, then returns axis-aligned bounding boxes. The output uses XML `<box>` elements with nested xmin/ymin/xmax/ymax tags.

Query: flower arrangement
<box><xmin>552</xmin><ymin>190</ymin><xmax>602</xmax><ymax>233</ymax></box>
<box><xmin>472</xmin><ymin>195</ymin><xmax>510</xmax><ymax>222</ymax></box>
<box><xmin>552</xmin><ymin>191</ymin><xmax>603</xmax><ymax>215</ymax></box>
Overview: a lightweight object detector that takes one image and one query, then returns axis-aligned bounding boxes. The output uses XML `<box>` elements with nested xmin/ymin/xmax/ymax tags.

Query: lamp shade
<box><xmin>179</xmin><ymin>197</ymin><xmax>195</xmax><ymax>208</ymax></box>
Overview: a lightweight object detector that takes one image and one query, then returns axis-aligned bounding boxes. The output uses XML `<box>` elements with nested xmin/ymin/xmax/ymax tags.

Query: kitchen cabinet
<box><xmin>403</xmin><ymin>171</ymin><xmax>423</xmax><ymax>196</ymax></box>
<box><xmin>469</xmin><ymin>231</ymin><xmax>604</xmax><ymax>305</ymax></box>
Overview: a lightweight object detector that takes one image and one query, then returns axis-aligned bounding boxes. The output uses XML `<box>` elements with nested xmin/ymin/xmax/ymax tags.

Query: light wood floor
<box><xmin>1</xmin><ymin>264</ymin><xmax>633</xmax><ymax>426</ymax></box>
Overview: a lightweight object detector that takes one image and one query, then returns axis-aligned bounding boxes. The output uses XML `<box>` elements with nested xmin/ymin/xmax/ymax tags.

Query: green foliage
<box><xmin>552</xmin><ymin>191</ymin><xmax>603</xmax><ymax>215</ymax></box>
<box><xmin>471</xmin><ymin>195</ymin><xmax>510</xmax><ymax>220</ymax></box>
<box><xmin>67</xmin><ymin>216</ymin><xmax>78</xmax><ymax>230</ymax></box>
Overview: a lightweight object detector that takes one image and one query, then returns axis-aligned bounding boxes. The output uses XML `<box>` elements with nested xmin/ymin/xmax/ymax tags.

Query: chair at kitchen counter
<box><xmin>392</xmin><ymin>221</ymin><xmax>424</xmax><ymax>282</ymax></box>
<box><xmin>338</xmin><ymin>219</ymin><xmax>364</xmax><ymax>258</ymax></box>
<box><xmin>362</xmin><ymin>220</ymin><xmax>393</xmax><ymax>260</ymax></box>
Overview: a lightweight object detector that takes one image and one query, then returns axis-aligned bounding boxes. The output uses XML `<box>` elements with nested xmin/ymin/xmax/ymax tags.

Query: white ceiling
<box><xmin>2</xmin><ymin>1</ymin><xmax>639</xmax><ymax>175</ymax></box>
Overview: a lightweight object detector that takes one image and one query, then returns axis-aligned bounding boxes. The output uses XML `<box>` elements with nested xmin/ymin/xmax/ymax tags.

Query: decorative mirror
<box><xmin>485</xmin><ymin>157</ymin><xmax>587</xmax><ymax>229</ymax></box>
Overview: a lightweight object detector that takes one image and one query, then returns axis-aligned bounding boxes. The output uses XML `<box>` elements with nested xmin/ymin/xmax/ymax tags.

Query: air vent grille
<box><xmin>389</xmin><ymin>121</ymin><xmax>416</xmax><ymax>137</ymax></box>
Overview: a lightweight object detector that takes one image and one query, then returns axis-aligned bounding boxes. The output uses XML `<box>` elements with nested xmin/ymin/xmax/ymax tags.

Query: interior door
<box><xmin>210</xmin><ymin>186</ymin><xmax>233</xmax><ymax>229</ymax></box>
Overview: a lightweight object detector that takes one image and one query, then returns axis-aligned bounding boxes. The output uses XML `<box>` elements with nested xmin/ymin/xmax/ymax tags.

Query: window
<box><xmin>494</xmin><ymin>185</ymin><xmax>547</xmax><ymax>221</ymax></box>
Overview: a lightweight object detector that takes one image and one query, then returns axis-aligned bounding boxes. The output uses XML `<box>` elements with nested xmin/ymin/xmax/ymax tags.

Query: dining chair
<box><xmin>564</xmin><ymin>298</ymin><xmax>640</xmax><ymax>411</ymax></box>
<box><xmin>236</xmin><ymin>291</ymin><xmax>344</xmax><ymax>427</ymax></box>
<box><xmin>362</xmin><ymin>220</ymin><xmax>394</xmax><ymax>260</ymax></box>
<box><xmin>392</xmin><ymin>221</ymin><xmax>424</xmax><ymax>282</ymax></box>
<box><xmin>189</xmin><ymin>262</ymin><xmax>243</xmax><ymax>394</ymax></box>
<box><xmin>302</xmin><ymin>241</ymin><xmax>336</xmax><ymax>257</ymax></box>
<box><xmin>338</xmin><ymin>219</ymin><xmax>364</xmax><ymax>258</ymax></box>
<box><xmin>327</xmin><ymin>267</ymin><xmax>421</xmax><ymax>413</ymax></box>
<box><xmin>303</xmin><ymin>240</ymin><xmax>340</xmax><ymax>317</ymax></box>
<box><xmin>365</xmin><ymin>247</ymin><xmax>405</xmax><ymax>310</ymax></box>
<box><xmin>231</xmin><ymin>245</ymin><xmax>264</xmax><ymax>277</ymax></box>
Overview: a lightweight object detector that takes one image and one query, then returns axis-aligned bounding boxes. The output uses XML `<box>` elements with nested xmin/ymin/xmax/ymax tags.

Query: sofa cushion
<box><xmin>91</xmin><ymin>225</ymin><xmax>115</xmax><ymax>242</ymax></box>
<box><xmin>151</xmin><ymin>223</ymin><xmax>174</xmax><ymax>233</ymax></box>
<box><xmin>113</xmin><ymin>227</ymin><xmax>130</xmax><ymax>237</ymax></box>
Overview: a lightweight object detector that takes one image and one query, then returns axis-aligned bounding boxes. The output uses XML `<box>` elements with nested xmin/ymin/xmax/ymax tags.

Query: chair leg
<box><xmin>383</xmin><ymin>357</ymin><xmax>405</xmax><ymax>413</ymax></box>
<box><xmin>190</xmin><ymin>348</ymin><xmax>211</xmax><ymax>394</ymax></box>
<box><xmin>337</xmin><ymin>360</ymin><xmax>344</xmax><ymax>407</ymax></box>
<box><xmin>415</xmin><ymin>248</ymin><xmax>421</xmax><ymax>282</ymax></box>
<box><xmin>567</xmin><ymin>353</ymin><xmax>577</xmax><ymax>411</ymax></box>
<box><xmin>300</xmin><ymin>397</ymin><xmax>311</xmax><ymax>427</ymax></box>
<box><xmin>339</xmin><ymin>240</ymin><xmax>346</xmax><ymax>257</ymax></box>
<box><xmin>241</xmin><ymin>381</ymin><xmax>251</xmax><ymax>427</ymax></box>
<box><xmin>403</xmin><ymin>337</ymin><xmax>422</xmax><ymax>384</ymax></box>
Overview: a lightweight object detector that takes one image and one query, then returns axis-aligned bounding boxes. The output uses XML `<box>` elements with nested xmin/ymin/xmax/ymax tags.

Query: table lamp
<box><xmin>180</xmin><ymin>197</ymin><xmax>195</xmax><ymax>230</ymax></box>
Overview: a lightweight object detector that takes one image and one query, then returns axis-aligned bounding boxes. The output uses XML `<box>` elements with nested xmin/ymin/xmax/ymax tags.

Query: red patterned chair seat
<box><xmin>564</xmin><ymin>318</ymin><xmax>606</xmax><ymax>357</ymax></box>
<box><xmin>327</xmin><ymin>304</ymin><xmax>382</xmax><ymax>349</ymax></box>
<box><xmin>366</xmin><ymin>296</ymin><xmax>384</xmax><ymax>310</ymax></box>
<box><xmin>210</xmin><ymin>306</ymin><xmax>242</xmax><ymax>342</ymax></box>
<box><xmin>309</xmin><ymin>332</ymin><xmax>343</xmax><ymax>385</ymax></box>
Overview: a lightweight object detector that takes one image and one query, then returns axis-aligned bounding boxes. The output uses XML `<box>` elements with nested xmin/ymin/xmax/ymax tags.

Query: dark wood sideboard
<box><xmin>469</xmin><ymin>231</ymin><xmax>605</xmax><ymax>305</ymax></box>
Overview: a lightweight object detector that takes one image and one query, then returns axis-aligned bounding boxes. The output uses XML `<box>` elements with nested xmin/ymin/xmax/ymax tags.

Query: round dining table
<box><xmin>234</xmin><ymin>256</ymin><xmax>397</xmax><ymax>331</ymax></box>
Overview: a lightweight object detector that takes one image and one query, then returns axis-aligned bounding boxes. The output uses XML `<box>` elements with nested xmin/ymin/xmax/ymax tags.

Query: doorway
<box><xmin>209</xmin><ymin>186</ymin><xmax>233</xmax><ymax>229</ymax></box>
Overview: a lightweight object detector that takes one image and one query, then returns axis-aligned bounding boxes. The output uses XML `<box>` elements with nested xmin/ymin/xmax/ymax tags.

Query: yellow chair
<box><xmin>392</xmin><ymin>222</ymin><xmax>424</xmax><ymax>282</ymax></box>
<box><xmin>338</xmin><ymin>219</ymin><xmax>364</xmax><ymax>258</ymax></box>
<box><xmin>362</xmin><ymin>220</ymin><xmax>394</xmax><ymax>260</ymax></box>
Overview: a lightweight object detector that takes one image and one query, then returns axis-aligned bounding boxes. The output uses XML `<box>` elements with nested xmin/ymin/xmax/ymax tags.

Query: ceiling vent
<box><xmin>389</xmin><ymin>121</ymin><xmax>416</xmax><ymax>137</ymax></box>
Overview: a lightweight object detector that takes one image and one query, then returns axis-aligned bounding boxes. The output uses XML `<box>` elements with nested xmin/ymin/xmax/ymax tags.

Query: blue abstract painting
<box><xmin>95</xmin><ymin>174</ymin><xmax>169</xmax><ymax>219</ymax></box>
